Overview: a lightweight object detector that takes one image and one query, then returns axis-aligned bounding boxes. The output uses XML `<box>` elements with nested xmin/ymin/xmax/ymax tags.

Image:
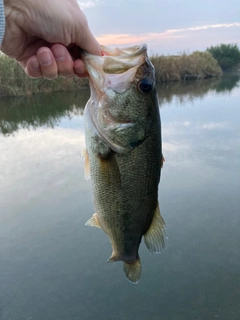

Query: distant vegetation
<box><xmin>1</xmin><ymin>44</ymin><xmax>238</xmax><ymax>97</ymax></box>
<box><xmin>0</xmin><ymin>53</ymin><xmax>88</xmax><ymax>97</ymax></box>
<box><xmin>207</xmin><ymin>44</ymin><xmax>240</xmax><ymax>71</ymax></box>
<box><xmin>151</xmin><ymin>51</ymin><xmax>222</xmax><ymax>82</ymax></box>
<box><xmin>2</xmin><ymin>73</ymin><xmax>239</xmax><ymax>136</ymax></box>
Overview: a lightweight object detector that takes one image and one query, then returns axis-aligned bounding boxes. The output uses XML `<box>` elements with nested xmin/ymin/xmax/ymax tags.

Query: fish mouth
<box><xmin>81</xmin><ymin>44</ymin><xmax>149</xmax><ymax>98</ymax></box>
<box><xmin>100</xmin><ymin>44</ymin><xmax>147</xmax><ymax>59</ymax></box>
<box><xmin>82</xmin><ymin>43</ymin><xmax>147</xmax><ymax>59</ymax></box>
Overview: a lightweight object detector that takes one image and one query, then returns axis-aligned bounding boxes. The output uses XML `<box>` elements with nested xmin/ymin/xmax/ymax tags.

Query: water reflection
<box><xmin>157</xmin><ymin>72</ymin><xmax>240</xmax><ymax>105</ymax></box>
<box><xmin>0</xmin><ymin>90</ymin><xmax>89</xmax><ymax>136</ymax></box>
<box><xmin>1</xmin><ymin>73</ymin><xmax>239</xmax><ymax>136</ymax></box>
<box><xmin>0</xmin><ymin>73</ymin><xmax>240</xmax><ymax>320</ymax></box>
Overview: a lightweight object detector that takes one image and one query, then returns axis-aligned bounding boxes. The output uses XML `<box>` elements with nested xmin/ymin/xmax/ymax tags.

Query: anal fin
<box><xmin>144</xmin><ymin>202</ymin><xmax>166</xmax><ymax>254</ymax></box>
<box><xmin>85</xmin><ymin>213</ymin><xmax>101</xmax><ymax>228</ymax></box>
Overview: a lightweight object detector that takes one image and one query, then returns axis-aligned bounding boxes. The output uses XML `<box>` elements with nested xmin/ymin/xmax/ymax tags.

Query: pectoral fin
<box><xmin>85</xmin><ymin>213</ymin><xmax>101</xmax><ymax>228</ymax></box>
<box><xmin>81</xmin><ymin>148</ymin><xmax>91</xmax><ymax>180</ymax></box>
<box><xmin>144</xmin><ymin>203</ymin><xmax>166</xmax><ymax>253</ymax></box>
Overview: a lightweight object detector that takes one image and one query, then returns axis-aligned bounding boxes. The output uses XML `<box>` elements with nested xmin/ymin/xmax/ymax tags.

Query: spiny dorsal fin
<box><xmin>85</xmin><ymin>213</ymin><xmax>101</xmax><ymax>228</ymax></box>
<box><xmin>81</xmin><ymin>147</ymin><xmax>91</xmax><ymax>180</ymax></box>
<box><xmin>144</xmin><ymin>202</ymin><xmax>166</xmax><ymax>254</ymax></box>
<box><xmin>123</xmin><ymin>259</ymin><xmax>141</xmax><ymax>284</ymax></box>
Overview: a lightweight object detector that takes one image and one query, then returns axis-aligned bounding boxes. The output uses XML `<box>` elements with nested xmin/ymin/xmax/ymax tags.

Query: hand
<box><xmin>1</xmin><ymin>0</ymin><xmax>101</xmax><ymax>79</ymax></box>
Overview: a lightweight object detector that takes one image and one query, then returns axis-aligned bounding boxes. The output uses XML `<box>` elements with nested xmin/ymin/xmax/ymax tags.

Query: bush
<box><xmin>207</xmin><ymin>44</ymin><xmax>240</xmax><ymax>71</ymax></box>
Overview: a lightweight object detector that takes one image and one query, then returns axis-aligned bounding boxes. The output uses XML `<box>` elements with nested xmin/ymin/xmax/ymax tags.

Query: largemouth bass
<box><xmin>82</xmin><ymin>44</ymin><xmax>165</xmax><ymax>283</ymax></box>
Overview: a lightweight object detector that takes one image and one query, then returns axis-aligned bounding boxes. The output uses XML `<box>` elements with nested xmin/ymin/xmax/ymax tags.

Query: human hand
<box><xmin>1</xmin><ymin>0</ymin><xmax>101</xmax><ymax>79</ymax></box>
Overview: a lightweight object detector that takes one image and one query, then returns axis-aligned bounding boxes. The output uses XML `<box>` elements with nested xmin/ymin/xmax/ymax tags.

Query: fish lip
<box><xmin>101</xmin><ymin>43</ymin><xmax>147</xmax><ymax>58</ymax></box>
<box><xmin>81</xmin><ymin>43</ymin><xmax>148</xmax><ymax>59</ymax></box>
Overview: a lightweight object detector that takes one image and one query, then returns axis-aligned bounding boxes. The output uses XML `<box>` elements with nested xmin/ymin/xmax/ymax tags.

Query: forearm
<box><xmin>0</xmin><ymin>0</ymin><xmax>5</xmax><ymax>46</ymax></box>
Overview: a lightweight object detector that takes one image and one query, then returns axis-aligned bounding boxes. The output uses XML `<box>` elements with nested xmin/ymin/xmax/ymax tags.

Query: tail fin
<box><xmin>123</xmin><ymin>259</ymin><xmax>141</xmax><ymax>284</ymax></box>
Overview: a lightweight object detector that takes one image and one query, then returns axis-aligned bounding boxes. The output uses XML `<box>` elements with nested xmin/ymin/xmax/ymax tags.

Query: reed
<box><xmin>151</xmin><ymin>51</ymin><xmax>222</xmax><ymax>82</ymax></box>
<box><xmin>0</xmin><ymin>53</ymin><xmax>88</xmax><ymax>97</ymax></box>
<box><xmin>0</xmin><ymin>50</ymin><xmax>222</xmax><ymax>97</ymax></box>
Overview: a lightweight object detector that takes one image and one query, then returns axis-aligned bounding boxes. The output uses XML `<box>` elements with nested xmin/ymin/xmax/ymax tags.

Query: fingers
<box><xmin>37</xmin><ymin>48</ymin><xmax>58</xmax><ymax>79</ymax></box>
<box><xmin>51</xmin><ymin>44</ymin><xmax>74</xmax><ymax>77</ymax></box>
<box><xmin>25</xmin><ymin>47</ymin><xmax>58</xmax><ymax>79</ymax></box>
<box><xmin>74</xmin><ymin>59</ymin><xmax>88</xmax><ymax>78</ymax></box>
<box><xmin>23</xmin><ymin>45</ymin><xmax>88</xmax><ymax>79</ymax></box>
<box><xmin>25</xmin><ymin>56</ymin><xmax>42</xmax><ymax>78</ymax></box>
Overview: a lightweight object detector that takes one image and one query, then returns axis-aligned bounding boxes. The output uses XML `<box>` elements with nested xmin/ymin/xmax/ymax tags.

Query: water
<box><xmin>0</xmin><ymin>74</ymin><xmax>240</xmax><ymax>320</ymax></box>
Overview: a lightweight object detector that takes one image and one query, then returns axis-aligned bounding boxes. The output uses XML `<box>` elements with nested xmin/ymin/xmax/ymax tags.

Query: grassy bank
<box><xmin>151</xmin><ymin>51</ymin><xmax>222</xmax><ymax>82</ymax></box>
<box><xmin>1</xmin><ymin>72</ymin><xmax>239</xmax><ymax>136</ymax></box>
<box><xmin>0</xmin><ymin>53</ymin><xmax>88</xmax><ymax>97</ymax></box>
<box><xmin>0</xmin><ymin>50</ymin><xmax>222</xmax><ymax>97</ymax></box>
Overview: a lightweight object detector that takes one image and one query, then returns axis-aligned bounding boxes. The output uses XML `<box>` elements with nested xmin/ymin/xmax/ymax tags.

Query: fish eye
<box><xmin>138</xmin><ymin>78</ymin><xmax>153</xmax><ymax>94</ymax></box>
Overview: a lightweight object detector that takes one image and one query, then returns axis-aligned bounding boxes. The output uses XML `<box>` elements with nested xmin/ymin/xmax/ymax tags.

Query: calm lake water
<box><xmin>0</xmin><ymin>73</ymin><xmax>240</xmax><ymax>320</ymax></box>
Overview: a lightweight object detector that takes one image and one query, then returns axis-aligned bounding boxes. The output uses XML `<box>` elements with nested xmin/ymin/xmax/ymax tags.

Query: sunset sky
<box><xmin>77</xmin><ymin>0</ymin><xmax>240</xmax><ymax>55</ymax></box>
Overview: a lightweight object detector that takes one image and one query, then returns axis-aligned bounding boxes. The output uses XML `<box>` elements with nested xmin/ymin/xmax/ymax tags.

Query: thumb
<box><xmin>73</xmin><ymin>17</ymin><xmax>101</xmax><ymax>55</ymax></box>
<box><xmin>81</xmin><ymin>27</ymin><xmax>101</xmax><ymax>55</ymax></box>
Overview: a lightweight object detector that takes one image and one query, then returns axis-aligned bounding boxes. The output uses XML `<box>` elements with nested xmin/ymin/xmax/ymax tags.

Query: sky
<box><xmin>77</xmin><ymin>0</ymin><xmax>240</xmax><ymax>55</ymax></box>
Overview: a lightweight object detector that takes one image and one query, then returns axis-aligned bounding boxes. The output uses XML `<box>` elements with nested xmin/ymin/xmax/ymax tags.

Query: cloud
<box><xmin>163</xmin><ymin>141</ymin><xmax>190</xmax><ymax>153</ymax></box>
<box><xmin>77</xmin><ymin>0</ymin><xmax>100</xmax><ymax>9</ymax></box>
<box><xmin>201</xmin><ymin>122</ymin><xmax>227</xmax><ymax>130</ymax></box>
<box><xmin>169</xmin><ymin>22</ymin><xmax>240</xmax><ymax>34</ymax></box>
<box><xmin>97</xmin><ymin>32</ymin><xmax>183</xmax><ymax>47</ymax></box>
<box><xmin>0</xmin><ymin>127</ymin><xmax>86</xmax><ymax>208</ymax></box>
<box><xmin>96</xmin><ymin>22</ymin><xmax>240</xmax><ymax>47</ymax></box>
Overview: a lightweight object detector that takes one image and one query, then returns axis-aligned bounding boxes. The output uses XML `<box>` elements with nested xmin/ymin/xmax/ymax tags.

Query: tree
<box><xmin>207</xmin><ymin>44</ymin><xmax>240</xmax><ymax>71</ymax></box>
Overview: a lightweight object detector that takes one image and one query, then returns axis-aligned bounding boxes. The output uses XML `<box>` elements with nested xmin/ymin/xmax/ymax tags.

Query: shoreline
<box><xmin>0</xmin><ymin>51</ymin><xmax>226</xmax><ymax>98</ymax></box>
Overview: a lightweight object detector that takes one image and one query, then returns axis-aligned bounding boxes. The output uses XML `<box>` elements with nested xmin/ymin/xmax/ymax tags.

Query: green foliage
<box><xmin>207</xmin><ymin>44</ymin><xmax>240</xmax><ymax>71</ymax></box>
<box><xmin>151</xmin><ymin>51</ymin><xmax>222</xmax><ymax>83</ymax></box>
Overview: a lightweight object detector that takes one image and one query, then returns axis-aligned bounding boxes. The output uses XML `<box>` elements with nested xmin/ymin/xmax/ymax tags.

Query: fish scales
<box><xmin>82</xmin><ymin>44</ymin><xmax>165</xmax><ymax>283</ymax></box>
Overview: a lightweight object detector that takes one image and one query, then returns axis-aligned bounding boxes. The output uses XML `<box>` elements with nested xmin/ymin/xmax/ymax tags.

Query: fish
<box><xmin>81</xmin><ymin>44</ymin><xmax>165</xmax><ymax>283</ymax></box>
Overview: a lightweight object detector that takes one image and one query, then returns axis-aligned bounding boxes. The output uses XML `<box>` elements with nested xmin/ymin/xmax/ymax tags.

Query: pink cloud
<box><xmin>96</xmin><ymin>22</ymin><xmax>240</xmax><ymax>51</ymax></box>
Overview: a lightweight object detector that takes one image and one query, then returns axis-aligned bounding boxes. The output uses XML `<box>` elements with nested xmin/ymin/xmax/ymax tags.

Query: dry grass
<box><xmin>0</xmin><ymin>53</ymin><xmax>88</xmax><ymax>97</ymax></box>
<box><xmin>151</xmin><ymin>51</ymin><xmax>222</xmax><ymax>82</ymax></box>
<box><xmin>0</xmin><ymin>50</ymin><xmax>222</xmax><ymax>97</ymax></box>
